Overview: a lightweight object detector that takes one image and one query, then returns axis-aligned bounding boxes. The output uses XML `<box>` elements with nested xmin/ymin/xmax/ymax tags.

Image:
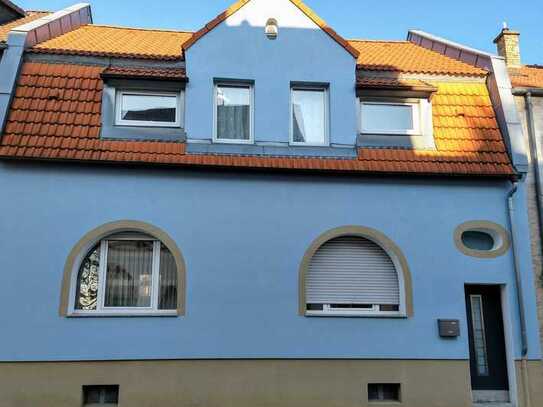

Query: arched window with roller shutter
<box><xmin>299</xmin><ymin>226</ymin><xmax>413</xmax><ymax>317</ymax></box>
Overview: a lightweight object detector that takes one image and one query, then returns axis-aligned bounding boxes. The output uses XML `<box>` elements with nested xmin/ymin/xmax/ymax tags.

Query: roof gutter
<box><xmin>513</xmin><ymin>88</ymin><xmax>543</xmax><ymax>97</ymax></box>
<box><xmin>0</xmin><ymin>3</ymin><xmax>92</xmax><ymax>140</ymax></box>
<box><xmin>407</xmin><ymin>30</ymin><xmax>529</xmax><ymax>175</ymax></box>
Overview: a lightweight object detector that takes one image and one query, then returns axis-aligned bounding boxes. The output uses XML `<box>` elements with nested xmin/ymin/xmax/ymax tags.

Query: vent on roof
<box><xmin>265</xmin><ymin>18</ymin><xmax>278</xmax><ymax>40</ymax></box>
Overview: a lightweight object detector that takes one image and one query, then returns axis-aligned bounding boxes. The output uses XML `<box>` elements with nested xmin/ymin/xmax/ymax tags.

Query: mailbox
<box><xmin>438</xmin><ymin>319</ymin><xmax>460</xmax><ymax>338</ymax></box>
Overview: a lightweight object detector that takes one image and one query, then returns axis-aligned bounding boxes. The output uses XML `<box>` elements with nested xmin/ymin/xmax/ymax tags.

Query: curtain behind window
<box><xmin>104</xmin><ymin>240</ymin><xmax>153</xmax><ymax>308</ymax></box>
<box><xmin>159</xmin><ymin>244</ymin><xmax>178</xmax><ymax>310</ymax></box>
<box><xmin>217</xmin><ymin>105</ymin><xmax>250</xmax><ymax>140</ymax></box>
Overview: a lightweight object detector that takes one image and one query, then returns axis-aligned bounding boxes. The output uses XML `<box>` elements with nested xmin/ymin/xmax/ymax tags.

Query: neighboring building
<box><xmin>0</xmin><ymin>1</ymin><xmax>541</xmax><ymax>407</ymax></box>
<box><xmin>0</xmin><ymin>0</ymin><xmax>50</xmax><ymax>60</ymax></box>
<box><xmin>493</xmin><ymin>27</ymin><xmax>543</xmax><ymax>352</ymax></box>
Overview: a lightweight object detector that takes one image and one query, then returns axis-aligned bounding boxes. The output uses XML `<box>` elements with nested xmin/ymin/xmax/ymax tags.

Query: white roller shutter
<box><xmin>306</xmin><ymin>236</ymin><xmax>400</xmax><ymax>305</ymax></box>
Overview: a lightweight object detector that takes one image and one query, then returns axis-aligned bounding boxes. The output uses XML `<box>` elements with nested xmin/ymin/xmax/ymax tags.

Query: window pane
<box><xmin>121</xmin><ymin>93</ymin><xmax>177</xmax><ymax>123</ymax></box>
<box><xmin>470</xmin><ymin>295</ymin><xmax>489</xmax><ymax>376</ymax></box>
<box><xmin>216</xmin><ymin>86</ymin><xmax>251</xmax><ymax>140</ymax></box>
<box><xmin>83</xmin><ymin>385</ymin><xmax>119</xmax><ymax>405</ymax></box>
<box><xmin>159</xmin><ymin>244</ymin><xmax>178</xmax><ymax>310</ymax></box>
<box><xmin>75</xmin><ymin>244</ymin><xmax>101</xmax><ymax>310</ymax></box>
<box><xmin>362</xmin><ymin>103</ymin><xmax>414</xmax><ymax>132</ymax></box>
<box><xmin>104</xmin><ymin>241</ymin><xmax>153</xmax><ymax>308</ymax></box>
<box><xmin>292</xmin><ymin>89</ymin><xmax>326</xmax><ymax>144</ymax></box>
<box><xmin>462</xmin><ymin>231</ymin><xmax>495</xmax><ymax>251</ymax></box>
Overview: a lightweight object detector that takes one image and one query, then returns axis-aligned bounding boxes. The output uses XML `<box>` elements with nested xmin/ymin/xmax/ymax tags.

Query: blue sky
<box><xmin>19</xmin><ymin>0</ymin><xmax>542</xmax><ymax>64</ymax></box>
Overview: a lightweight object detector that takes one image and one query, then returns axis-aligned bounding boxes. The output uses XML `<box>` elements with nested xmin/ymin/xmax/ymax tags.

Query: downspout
<box><xmin>507</xmin><ymin>182</ymin><xmax>532</xmax><ymax>407</ymax></box>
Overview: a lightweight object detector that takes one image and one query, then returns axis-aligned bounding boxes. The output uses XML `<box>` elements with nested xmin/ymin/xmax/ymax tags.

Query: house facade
<box><xmin>493</xmin><ymin>27</ymin><xmax>543</xmax><ymax>352</ymax></box>
<box><xmin>0</xmin><ymin>1</ymin><xmax>541</xmax><ymax>406</ymax></box>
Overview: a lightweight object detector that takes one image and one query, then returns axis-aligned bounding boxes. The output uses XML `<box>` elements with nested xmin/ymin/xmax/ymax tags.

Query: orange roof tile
<box><xmin>101</xmin><ymin>66</ymin><xmax>187</xmax><ymax>81</ymax></box>
<box><xmin>183</xmin><ymin>0</ymin><xmax>359</xmax><ymax>58</ymax></box>
<box><xmin>0</xmin><ymin>62</ymin><xmax>514</xmax><ymax>177</ymax></box>
<box><xmin>0</xmin><ymin>11</ymin><xmax>50</xmax><ymax>43</ymax></box>
<box><xmin>509</xmin><ymin>65</ymin><xmax>543</xmax><ymax>89</ymax></box>
<box><xmin>32</xmin><ymin>25</ymin><xmax>193</xmax><ymax>60</ymax></box>
<box><xmin>357</xmin><ymin>77</ymin><xmax>437</xmax><ymax>93</ymax></box>
<box><xmin>350</xmin><ymin>40</ymin><xmax>487</xmax><ymax>77</ymax></box>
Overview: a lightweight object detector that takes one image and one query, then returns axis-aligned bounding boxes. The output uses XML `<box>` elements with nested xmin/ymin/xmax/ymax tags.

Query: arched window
<box><xmin>61</xmin><ymin>221</ymin><xmax>185</xmax><ymax>316</ymax></box>
<box><xmin>300</xmin><ymin>227</ymin><xmax>413</xmax><ymax>317</ymax></box>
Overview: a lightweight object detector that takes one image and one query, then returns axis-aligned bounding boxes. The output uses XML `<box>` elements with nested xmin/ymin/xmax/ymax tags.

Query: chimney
<box><xmin>494</xmin><ymin>25</ymin><xmax>521</xmax><ymax>67</ymax></box>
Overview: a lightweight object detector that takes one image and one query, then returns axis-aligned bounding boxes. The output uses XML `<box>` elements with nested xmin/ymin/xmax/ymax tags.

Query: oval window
<box><xmin>454</xmin><ymin>221</ymin><xmax>510</xmax><ymax>258</ymax></box>
<box><xmin>461</xmin><ymin>231</ymin><xmax>495</xmax><ymax>251</ymax></box>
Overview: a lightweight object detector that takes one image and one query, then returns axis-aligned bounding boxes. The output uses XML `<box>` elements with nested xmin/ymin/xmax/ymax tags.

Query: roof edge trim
<box><xmin>0</xmin><ymin>0</ymin><xmax>25</xmax><ymax>18</ymax></box>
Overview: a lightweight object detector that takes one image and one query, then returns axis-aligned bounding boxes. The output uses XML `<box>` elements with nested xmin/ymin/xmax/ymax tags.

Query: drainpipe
<box><xmin>507</xmin><ymin>182</ymin><xmax>532</xmax><ymax>407</ymax></box>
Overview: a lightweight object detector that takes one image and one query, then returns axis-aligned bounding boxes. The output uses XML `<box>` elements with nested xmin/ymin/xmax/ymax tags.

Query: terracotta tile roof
<box><xmin>357</xmin><ymin>82</ymin><xmax>513</xmax><ymax>175</ymax></box>
<box><xmin>32</xmin><ymin>25</ymin><xmax>193</xmax><ymax>60</ymax></box>
<box><xmin>350</xmin><ymin>40</ymin><xmax>487</xmax><ymax>77</ymax></box>
<box><xmin>509</xmin><ymin>65</ymin><xmax>543</xmax><ymax>89</ymax></box>
<box><xmin>0</xmin><ymin>62</ymin><xmax>514</xmax><ymax>177</ymax></box>
<box><xmin>0</xmin><ymin>11</ymin><xmax>50</xmax><ymax>43</ymax></box>
<box><xmin>27</xmin><ymin>22</ymin><xmax>485</xmax><ymax>79</ymax></box>
<box><xmin>101</xmin><ymin>66</ymin><xmax>187</xmax><ymax>81</ymax></box>
<box><xmin>357</xmin><ymin>77</ymin><xmax>437</xmax><ymax>93</ymax></box>
<box><xmin>183</xmin><ymin>0</ymin><xmax>359</xmax><ymax>58</ymax></box>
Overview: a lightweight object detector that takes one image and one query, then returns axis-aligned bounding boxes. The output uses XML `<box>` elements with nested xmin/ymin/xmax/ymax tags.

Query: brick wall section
<box><xmin>515</xmin><ymin>95</ymin><xmax>543</xmax><ymax>350</ymax></box>
<box><xmin>495</xmin><ymin>29</ymin><xmax>521</xmax><ymax>67</ymax></box>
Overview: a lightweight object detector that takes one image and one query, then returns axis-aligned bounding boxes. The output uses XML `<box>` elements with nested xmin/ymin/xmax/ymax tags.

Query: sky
<box><xmin>18</xmin><ymin>0</ymin><xmax>542</xmax><ymax>65</ymax></box>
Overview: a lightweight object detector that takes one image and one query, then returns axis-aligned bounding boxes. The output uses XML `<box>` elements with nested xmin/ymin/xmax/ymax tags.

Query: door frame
<box><xmin>500</xmin><ymin>284</ymin><xmax>519</xmax><ymax>407</ymax></box>
<box><xmin>465</xmin><ymin>284</ymin><xmax>518</xmax><ymax>406</ymax></box>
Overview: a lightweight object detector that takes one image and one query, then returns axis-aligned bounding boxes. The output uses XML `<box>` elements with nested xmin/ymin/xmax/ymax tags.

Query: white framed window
<box><xmin>213</xmin><ymin>82</ymin><xmax>254</xmax><ymax>143</ymax></box>
<box><xmin>305</xmin><ymin>236</ymin><xmax>404</xmax><ymax>317</ymax></box>
<box><xmin>360</xmin><ymin>100</ymin><xmax>421</xmax><ymax>135</ymax></box>
<box><xmin>115</xmin><ymin>90</ymin><xmax>182</xmax><ymax>128</ymax></box>
<box><xmin>70</xmin><ymin>233</ymin><xmax>178</xmax><ymax>316</ymax></box>
<box><xmin>290</xmin><ymin>86</ymin><xmax>329</xmax><ymax>146</ymax></box>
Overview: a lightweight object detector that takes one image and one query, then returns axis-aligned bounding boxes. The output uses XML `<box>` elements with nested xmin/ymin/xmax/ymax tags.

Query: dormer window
<box><xmin>357</xmin><ymin>78</ymin><xmax>437</xmax><ymax>149</ymax></box>
<box><xmin>99</xmin><ymin>67</ymin><xmax>187</xmax><ymax>141</ymax></box>
<box><xmin>360</xmin><ymin>101</ymin><xmax>420</xmax><ymax>136</ymax></box>
<box><xmin>116</xmin><ymin>90</ymin><xmax>182</xmax><ymax>128</ymax></box>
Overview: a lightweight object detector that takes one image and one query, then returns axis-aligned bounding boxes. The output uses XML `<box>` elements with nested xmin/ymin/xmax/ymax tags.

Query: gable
<box><xmin>183</xmin><ymin>0</ymin><xmax>358</xmax><ymax>58</ymax></box>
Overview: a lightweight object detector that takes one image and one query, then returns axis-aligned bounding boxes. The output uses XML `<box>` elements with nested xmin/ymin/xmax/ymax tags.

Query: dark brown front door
<box><xmin>465</xmin><ymin>285</ymin><xmax>509</xmax><ymax>391</ymax></box>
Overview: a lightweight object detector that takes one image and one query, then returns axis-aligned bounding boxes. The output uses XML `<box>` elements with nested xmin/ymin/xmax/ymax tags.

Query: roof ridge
<box><xmin>88</xmin><ymin>24</ymin><xmax>194</xmax><ymax>34</ymax></box>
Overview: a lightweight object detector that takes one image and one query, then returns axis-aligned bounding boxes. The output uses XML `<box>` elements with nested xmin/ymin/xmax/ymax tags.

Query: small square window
<box><xmin>361</xmin><ymin>101</ymin><xmax>420</xmax><ymax>135</ymax></box>
<box><xmin>368</xmin><ymin>383</ymin><xmax>401</xmax><ymax>402</ymax></box>
<box><xmin>214</xmin><ymin>83</ymin><xmax>253</xmax><ymax>143</ymax></box>
<box><xmin>291</xmin><ymin>87</ymin><xmax>328</xmax><ymax>145</ymax></box>
<box><xmin>83</xmin><ymin>385</ymin><xmax>119</xmax><ymax>405</ymax></box>
<box><xmin>116</xmin><ymin>91</ymin><xmax>181</xmax><ymax>127</ymax></box>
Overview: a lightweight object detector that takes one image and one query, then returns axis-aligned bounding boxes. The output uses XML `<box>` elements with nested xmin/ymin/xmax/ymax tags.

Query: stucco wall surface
<box><xmin>0</xmin><ymin>162</ymin><xmax>540</xmax><ymax>362</ymax></box>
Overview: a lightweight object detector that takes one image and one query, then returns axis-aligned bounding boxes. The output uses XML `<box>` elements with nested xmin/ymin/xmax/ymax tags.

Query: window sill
<box><xmin>212</xmin><ymin>139</ymin><xmax>254</xmax><ymax>145</ymax></box>
<box><xmin>289</xmin><ymin>142</ymin><xmax>331</xmax><ymax>147</ymax></box>
<box><xmin>67</xmin><ymin>310</ymin><xmax>178</xmax><ymax>318</ymax></box>
<box><xmin>305</xmin><ymin>311</ymin><xmax>407</xmax><ymax>318</ymax></box>
<box><xmin>357</xmin><ymin>132</ymin><xmax>435</xmax><ymax>150</ymax></box>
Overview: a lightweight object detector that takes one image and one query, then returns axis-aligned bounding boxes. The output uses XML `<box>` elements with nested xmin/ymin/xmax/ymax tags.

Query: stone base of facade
<box><xmin>0</xmin><ymin>359</ymin><xmax>541</xmax><ymax>407</ymax></box>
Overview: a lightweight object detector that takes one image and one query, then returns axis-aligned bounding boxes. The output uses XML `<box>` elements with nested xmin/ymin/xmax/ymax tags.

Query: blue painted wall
<box><xmin>0</xmin><ymin>162</ymin><xmax>540</xmax><ymax>362</ymax></box>
<box><xmin>184</xmin><ymin>0</ymin><xmax>358</xmax><ymax>147</ymax></box>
